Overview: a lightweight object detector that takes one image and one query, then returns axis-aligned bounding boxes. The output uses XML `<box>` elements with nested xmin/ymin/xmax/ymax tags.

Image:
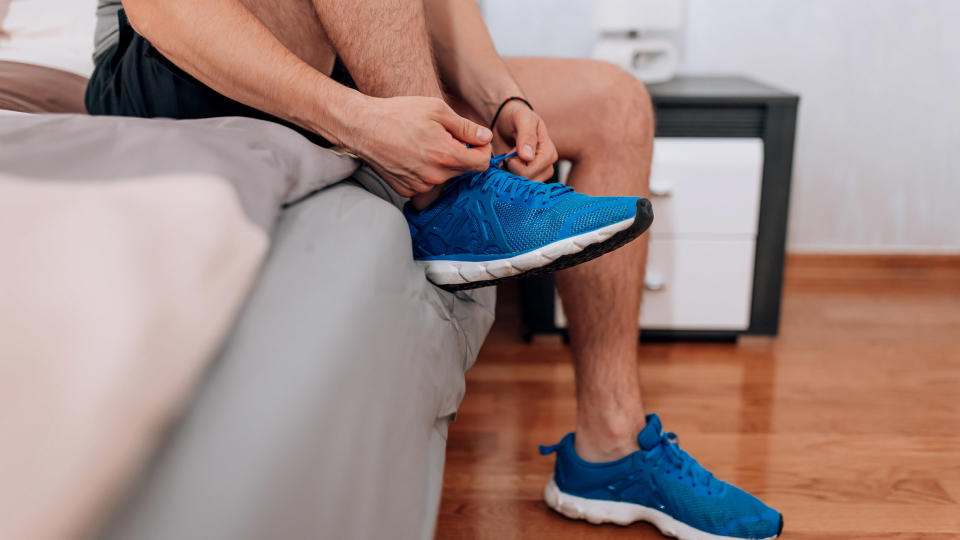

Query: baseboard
<box><xmin>788</xmin><ymin>245</ymin><xmax>960</xmax><ymax>255</ymax></box>
<box><xmin>786</xmin><ymin>252</ymin><xmax>960</xmax><ymax>267</ymax></box>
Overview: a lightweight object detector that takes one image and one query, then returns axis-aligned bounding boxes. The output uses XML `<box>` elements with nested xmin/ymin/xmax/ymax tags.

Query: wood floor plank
<box><xmin>436</xmin><ymin>255</ymin><xmax>960</xmax><ymax>539</ymax></box>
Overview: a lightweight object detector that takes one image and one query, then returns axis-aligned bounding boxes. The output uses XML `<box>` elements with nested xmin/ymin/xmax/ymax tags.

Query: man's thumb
<box><xmin>440</xmin><ymin>109</ymin><xmax>493</xmax><ymax>146</ymax></box>
<box><xmin>514</xmin><ymin>114</ymin><xmax>538</xmax><ymax>161</ymax></box>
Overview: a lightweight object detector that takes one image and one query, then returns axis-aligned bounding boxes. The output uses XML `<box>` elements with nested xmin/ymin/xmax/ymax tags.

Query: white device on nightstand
<box><xmin>591</xmin><ymin>0</ymin><xmax>684</xmax><ymax>84</ymax></box>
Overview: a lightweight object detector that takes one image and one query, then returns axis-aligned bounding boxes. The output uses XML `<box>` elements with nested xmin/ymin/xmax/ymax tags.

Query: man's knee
<box><xmin>583</xmin><ymin>61</ymin><xmax>655</xmax><ymax>150</ymax></box>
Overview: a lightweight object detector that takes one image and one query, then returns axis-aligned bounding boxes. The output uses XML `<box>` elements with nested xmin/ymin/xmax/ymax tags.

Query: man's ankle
<box><xmin>573</xmin><ymin>410</ymin><xmax>646</xmax><ymax>463</ymax></box>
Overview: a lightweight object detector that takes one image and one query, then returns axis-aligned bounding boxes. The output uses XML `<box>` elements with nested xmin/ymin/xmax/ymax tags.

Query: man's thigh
<box><xmin>501</xmin><ymin>57</ymin><xmax>653</xmax><ymax>161</ymax></box>
<box><xmin>85</xmin><ymin>11</ymin><xmax>264</xmax><ymax>119</ymax></box>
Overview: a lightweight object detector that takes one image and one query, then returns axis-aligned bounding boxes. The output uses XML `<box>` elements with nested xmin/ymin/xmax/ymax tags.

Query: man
<box><xmin>85</xmin><ymin>1</ymin><xmax>782</xmax><ymax>538</ymax></box>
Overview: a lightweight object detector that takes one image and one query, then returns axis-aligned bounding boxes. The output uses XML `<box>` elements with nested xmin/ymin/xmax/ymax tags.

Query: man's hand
<box><xmin>346</xmin><ymin>96</ymin><xmax>494</xmax><ymax>198</ymax></box>
<box><xmin>492</xmin><ymin>100</ymin><xmax>559</xmax><ymax>182</ymax></box>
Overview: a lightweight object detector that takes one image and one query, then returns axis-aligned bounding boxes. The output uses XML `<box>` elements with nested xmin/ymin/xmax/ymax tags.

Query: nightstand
<box><xmin>520</xmin><ymin>75</ymin><xmax>800</xmax><ymax>341</ymax></box>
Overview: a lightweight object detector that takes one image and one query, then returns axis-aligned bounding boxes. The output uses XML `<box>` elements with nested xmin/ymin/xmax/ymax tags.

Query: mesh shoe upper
<box><xmin>540</xmin><ymin>414</ymin><xmax>782</xmax><ymax>539</ymax></box>
<box><xmin>404</xmin><ymin>154</ymin><xmax>639</xmax><ymax>261</ymax></box>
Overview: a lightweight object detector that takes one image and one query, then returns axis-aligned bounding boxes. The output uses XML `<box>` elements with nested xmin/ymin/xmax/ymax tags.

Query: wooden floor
<box><xmin>436</xmin><ymin>255</ymin><xmax>960</xmax><ymax>539</ymax></box>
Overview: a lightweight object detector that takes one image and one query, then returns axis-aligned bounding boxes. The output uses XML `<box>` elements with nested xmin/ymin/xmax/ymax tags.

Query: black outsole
<box><xmin>438</xmin><ymin>198</ymin><xmax>654</xmax><ymax>292</ymax></box>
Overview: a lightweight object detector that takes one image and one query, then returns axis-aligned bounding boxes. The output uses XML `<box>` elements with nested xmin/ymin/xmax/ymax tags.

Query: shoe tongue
<box><xmin>637</xmin><ymin>414</ymin><xmax>664</xmax><ymax>450</ymax></box>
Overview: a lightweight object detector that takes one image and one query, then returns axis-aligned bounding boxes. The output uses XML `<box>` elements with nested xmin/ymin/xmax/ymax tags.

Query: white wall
<box><xmin>483</xmin><ymin>0</ymin><xmax>960</xmax><ymax>253</ymax></box>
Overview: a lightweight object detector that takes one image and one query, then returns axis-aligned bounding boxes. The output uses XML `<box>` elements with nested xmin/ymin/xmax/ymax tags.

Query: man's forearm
<box><xmin>423</xmin><ymin>0</ymin><xmax>524</xmax><ymax>122</ymax></box>
<box><xmin>121</xmin><ymin>0</ymin><xmax>364</xmax><ymax>145</ymax></box>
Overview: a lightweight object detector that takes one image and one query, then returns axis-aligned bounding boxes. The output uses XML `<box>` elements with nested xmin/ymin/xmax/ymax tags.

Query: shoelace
<box><xmin>466</xmin><ymin>152</ymin><xmax>572</xmax><ymax>206</ymax></box>
<box><xmin>643</xmin><ymin>431</ymin><xmax>725</xmax><ymax>496</ymax></box>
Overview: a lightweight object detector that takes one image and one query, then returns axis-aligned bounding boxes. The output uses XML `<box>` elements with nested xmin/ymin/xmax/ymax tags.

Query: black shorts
<box><xmin>84</xmin><ymin>9</ymin><xmax>356</xmax><ymax>147</ymax></box>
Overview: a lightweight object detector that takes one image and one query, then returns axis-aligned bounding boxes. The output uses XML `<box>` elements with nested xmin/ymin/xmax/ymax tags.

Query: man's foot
<box><xmin>539</xmin><ymin>414</ymin><xmax>783</xmax><ymax>540</ymax></box>
<box><xmin>403</xmin><ymin>153</ymin><xmax>653</xmax><ymax>290</ymax></box>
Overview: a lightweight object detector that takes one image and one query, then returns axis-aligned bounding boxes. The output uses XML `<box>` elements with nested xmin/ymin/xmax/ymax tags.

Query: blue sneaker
<box><xmin>539</xmin><ymin>414</ymin><xmax>783</xmax><ymax>540</ymax></box>
<box><xmin>403</xmin><ymin>153</ymin><xmax>653</xmax><ymax>290</ymax></box>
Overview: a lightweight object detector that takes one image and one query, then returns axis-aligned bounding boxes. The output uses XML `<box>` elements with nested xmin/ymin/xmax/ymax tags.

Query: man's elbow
<box><xmin>120</xmin><ymin>0</ymin><xmax>160</xmax><ymax>40</ymax></box>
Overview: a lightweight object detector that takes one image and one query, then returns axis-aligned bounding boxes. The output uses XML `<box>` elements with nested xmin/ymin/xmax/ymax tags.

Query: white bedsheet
<box><xmin>0</xmin><ymin>0</ymin><xmax>98</xmax><ymax>76</ymax></box>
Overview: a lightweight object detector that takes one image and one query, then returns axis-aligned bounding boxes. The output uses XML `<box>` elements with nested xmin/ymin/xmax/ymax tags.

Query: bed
<box><xmin>0</xmin><ymin>3</ymin><xmax>494</xmax><ymax>538</ymax></box>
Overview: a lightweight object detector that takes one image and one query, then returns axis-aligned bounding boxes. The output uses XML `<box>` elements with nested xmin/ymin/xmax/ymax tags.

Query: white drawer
<box><xmin>648</xmin><ymin>138</ymin><xmax>764</xmax><ymax>237</ymax></box>
<box><xmin>555</xmin><ymin>237</ymin><xmax>756</xmax><ymax>331</ymax></box>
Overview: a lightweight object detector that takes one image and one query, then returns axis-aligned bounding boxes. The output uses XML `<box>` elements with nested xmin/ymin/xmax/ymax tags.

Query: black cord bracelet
<box><xmin>489</xmin><ymin>96</ymin><xmax>534</xmax><ymax>130</ymax></box>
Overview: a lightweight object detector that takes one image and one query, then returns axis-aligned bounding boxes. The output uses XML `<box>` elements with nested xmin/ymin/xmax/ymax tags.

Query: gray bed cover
<box><xmin>0</xmin><ymin>113</ymin><xmax>495</xmax><ymax>540</ymax></box>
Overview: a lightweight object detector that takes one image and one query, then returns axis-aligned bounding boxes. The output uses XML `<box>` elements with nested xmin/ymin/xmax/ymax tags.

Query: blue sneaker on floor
<box><xmin>539</xmin><ymin>414</ymin><xmax>783</xmax><ymax>540</ymax></box>
<box><xmin>403</xmin><ymin>153</ymin><xmax>653</xmax><ymax>291</ymax></box>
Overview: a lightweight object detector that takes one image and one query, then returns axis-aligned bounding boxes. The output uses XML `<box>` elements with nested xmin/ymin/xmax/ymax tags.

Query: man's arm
<box><xmin>422</xmin><ymin>0</ymin><xmax>521</xmax><ymax>121</ymax></box>
<box><xmin>123</xmin><ymin>0</ymin><xmax>357</xmax><ymax>144</ymax></box>
<box><xmin>424</xmin><ymin>0</ymin><xmax>558</xmax><ymax>181</ymax></box>
<box><xmin>121</xmin><ymin>0</ymin><xmax>493</xmax><ymax>197</ymax></box>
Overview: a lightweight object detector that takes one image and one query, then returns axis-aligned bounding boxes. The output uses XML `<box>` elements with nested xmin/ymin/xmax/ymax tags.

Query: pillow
<box><xmin>0</xmin><ymin>170</ymin><xmax>268</xmax><ymax>540</ymax></box>
<box><xmin>0</xmin><ymin>60</ymin><xmax>87</xmax><ymax>113</ymax></box>
<box><xmin>0</xmin><ymin>0</ymin><xmax>98</xmax><ymax>76</ymax></box>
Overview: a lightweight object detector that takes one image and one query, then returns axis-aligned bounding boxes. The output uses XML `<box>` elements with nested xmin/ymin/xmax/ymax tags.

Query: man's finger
<box><xmin>377</xmin><ymin>166</ymin><xmax>431</xmax><ymax>197</ymax></box>
<box><xmin>507</xmin><ymin>128</ymin><xmax>557</xmax><ymax>180</ymax></box>
<box><xmin>532</xmin><ymin>165</ymin><xmax>555</xmax><ymax>183</ymax></box>
<box><xmin>448</xmin><ymin>142</ymin><xmax>493</xmax><ymax>173</ymax></box>
<box><xmin>515</xmin><ymin>113</ymin><xmax>538</xmax><ymax>161</ymax></box>
<box><xmin>506</xmin><ymin>157</ymin><xmax>549</xmax><ymax>180</ymax></box>
<box><xmin>537</xmin><ymin>121</ymin><xmax>558</xmax><ymax>164</ymax></box>
<box><xmin>436</xmin><ymin>105</ymin><xmax>494</xmax><ymax>146</ymax></box>
<box><xmin>383</xmin><ymin>175</ymin><xmax>416</xmax><ymax>198</ymax></box>
<box><xmin>516</xmin><ymin>121</ymin><xmax>558</xmax><ymax>177</ymax></box>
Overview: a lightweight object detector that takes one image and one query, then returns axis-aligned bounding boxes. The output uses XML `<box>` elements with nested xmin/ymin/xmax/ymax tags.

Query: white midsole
<box><xmin>419</xmin><ymin>215</ymin><xmax>635</xmax><ymax>285</ymax></box>
<box><xmin>543</xmin><ymin>477</ymin><xmax>778</xmax><ymax>540</ymax></box>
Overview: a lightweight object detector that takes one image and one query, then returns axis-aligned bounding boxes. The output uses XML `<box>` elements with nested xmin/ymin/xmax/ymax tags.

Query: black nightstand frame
<box><xmin>519</xmin><ymin>76</ymin><xmax>800</xmax><ymax>342</ymax></box>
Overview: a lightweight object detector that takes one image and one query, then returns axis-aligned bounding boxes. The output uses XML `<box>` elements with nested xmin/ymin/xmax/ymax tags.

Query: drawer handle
<box><xmin>650</xmin><ymin>180</ymin><xmax>673</xmax><ymax>197</ymax></box>
<box><xmin>644</xmin><ymin>273</ymin><xmax>667</xmax><ymax>291</ymax></box>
